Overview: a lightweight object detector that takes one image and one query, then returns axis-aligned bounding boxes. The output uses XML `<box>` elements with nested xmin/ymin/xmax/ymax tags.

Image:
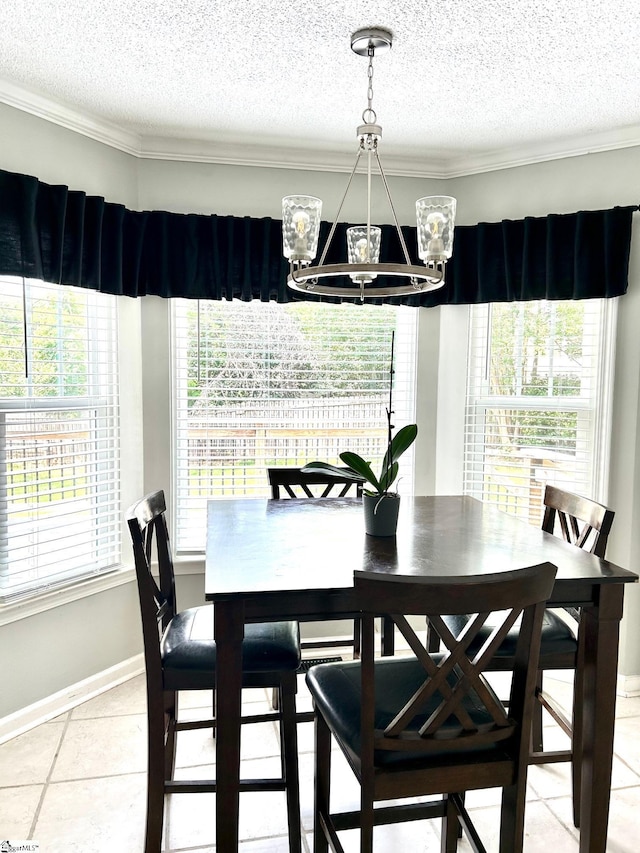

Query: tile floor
<box><xmin>0</xmin><ymin>670</ymin><xmax>639</xmax><ymax>852</ymax></box>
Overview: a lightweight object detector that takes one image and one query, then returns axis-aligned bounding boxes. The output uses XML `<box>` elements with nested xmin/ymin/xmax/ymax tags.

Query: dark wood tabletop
<box><xmin>206</xmin><ymin>495</ymin><xmax>635</xmax><ymax>599</ymax></box>
<box><xmin>204</xmin><ymin>494</ymin><xmax>637</xmax><ymax>853</ymax></box>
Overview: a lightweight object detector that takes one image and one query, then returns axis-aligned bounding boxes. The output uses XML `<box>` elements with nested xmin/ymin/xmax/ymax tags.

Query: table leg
<box><xmin>578</xmin><ymin>584</ymin><xmax>624</xmax><ymax>853</ymax></box>
<box><xmin>214</xmin><ymin>598</ymin><xmax>245</xmax><ymax>852</ymax></box>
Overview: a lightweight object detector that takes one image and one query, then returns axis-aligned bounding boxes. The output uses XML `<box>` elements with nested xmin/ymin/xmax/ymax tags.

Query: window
<box><xmin>0</xmin><ymin>277</ymin><xmax>120</xmax><ymax>602</ymax></box>
<box><xmin>172</xmin><ymin>300</ymin><xmax>417</xmax><ymax>551</ymax></box>
<box><xmin>464</xmin><ymin>299</ymin><xmax>615</xmax><ymax>525</ymax></box>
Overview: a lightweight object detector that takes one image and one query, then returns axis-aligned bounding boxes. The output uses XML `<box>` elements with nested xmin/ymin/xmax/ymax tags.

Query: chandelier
<box><xmin>282</xmin><ymin>27</ymin><xmax>456</xmax><ymax>301</ymax></box>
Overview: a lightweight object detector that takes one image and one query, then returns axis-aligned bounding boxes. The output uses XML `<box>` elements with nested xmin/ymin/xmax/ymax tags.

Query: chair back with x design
<box><xmin>356</xmin><ymin>564</ymin><xmax>556</xmax><ymax>757</ymax></box>
<box><xmin>128</xmin><ymin>490</ymin><xmax>178</xmax><ymax>672</ymax></box>
<box><xmin>306</xmin><ymin>563</ymin><xmax>557</xmax><ymax>853</ymax></box>
<box><xmin>541</xmin><ymin>484</ymin><xmax>614</xmax><ymax>558</ymax></box>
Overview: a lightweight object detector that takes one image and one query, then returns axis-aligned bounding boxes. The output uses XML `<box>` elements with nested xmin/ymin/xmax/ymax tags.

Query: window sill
<box><xmin>0</xmin><ymin>556</ymin><xmax>205</xmax><ymax>627</ymax></box>
<box><xmin>174</xmin><ymin>554</ymin><xmax>205</xmax><ymax>575</ymax></box>
<box><xmin>0</xmin><ymin>565</ymin><xmax>136</xmax><ymax>627</ymax></box>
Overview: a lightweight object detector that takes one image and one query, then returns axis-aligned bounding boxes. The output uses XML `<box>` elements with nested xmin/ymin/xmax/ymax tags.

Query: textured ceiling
<box><xmin>1</xmin><ymin>0</ymin><xmax>640</xmax><ymax>175</ymax></box>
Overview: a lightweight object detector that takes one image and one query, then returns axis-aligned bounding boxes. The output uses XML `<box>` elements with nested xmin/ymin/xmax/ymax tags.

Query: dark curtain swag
<box><xmin>0</xmin><ymin>167</ymin><xmax>635</xmax><ymax>305</ymax></box>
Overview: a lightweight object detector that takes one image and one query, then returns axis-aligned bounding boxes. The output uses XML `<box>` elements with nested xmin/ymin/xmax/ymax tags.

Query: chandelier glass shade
<box><xmin>282</xmin><ymin>27</ymin><xmax>457</xmax><ymax>301</ymax></box>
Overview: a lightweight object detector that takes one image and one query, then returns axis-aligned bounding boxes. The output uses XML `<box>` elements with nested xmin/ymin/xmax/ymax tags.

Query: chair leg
<box><xmin>359</xmin><ymin>763</ymin><xmax>376</xmax><ymax>853</ymax></box>
<box><xmin>313</xmin><ymin>709</ymin><xmax>331</xmax><ymax>853</ymax></box>
<box><xmin>279</xmin><ymin>673</ymin><xmax>302</xmax><ymax>853</ymax></box>
<box><xmin>440</xmin><ymin>794</ymin><xmax>460</xmax><ymax>853</ymax></box>
<box><xmin>381</xmin><ymin>615</ymin><xmax>395</xmax><ymax>656</ymax></box>
<box><xmin>164</xmin><ymin>690</ymin><xmax>178</xmax><ymax>781</ymax></box>
<box><xmin>145</xmin><ymin>756</ymin><xmax>165</xmax><ymax>853</ymax></box>
<box><xmin>272</xmin><ymin>686</ymin><xmax>280</xmax><ymax>711</ymax></box>
<box><xmin>531</xmin><ymin>669</ymin><xmax>544</xmax><ymax>753</ymax></box>
<box><xmin>455</xmin><ymin>792</ymin><xmax>464</xmax><ymax>838</ymax></box>
<box><xmin>353</xmin><ymin>616</ymin><xmax>361</xmax><ymax>658</ymax></box>
<box><xmin>499</xmin><ymin>783</ymin><xmax>526</xmax><ymax>853</ymax></box>
<box><xmin>426</xmin><ymin>618</ymin><xmax>440</xmax><ymax>653</ymax></box>
<box><xmin>572</xmin><ymin>628</ymin><xmax>585</xmax><ymax>828</ymax></box>
<box><xmin>211</xmin><ymin>689</ymin><xmax>218</xmax><ymax>739</ymax></box>
<box><xmin>146</xmin><ymin>690</ymin><xmax>168</xmax><ymax>853</ymax></box>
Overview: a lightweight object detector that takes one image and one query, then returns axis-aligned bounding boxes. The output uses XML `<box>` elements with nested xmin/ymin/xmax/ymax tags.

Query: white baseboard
<box><xmin>0</xmin><ymin>654</ymin><xmax>145</xmax><ymax>744</ymax></box>
<box><xmin>2</xmin><ymin>651</ymin><xmax>637</xmax><ymax>745</ymax></box>
<box><xmin>617</xmin><ymin>673</ymin><xmax>640</xmax><ymax>698</ymax></box>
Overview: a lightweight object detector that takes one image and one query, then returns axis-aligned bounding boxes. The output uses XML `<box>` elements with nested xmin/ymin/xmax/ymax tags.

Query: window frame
<box><xmin>0</xmin><ymin>276</ymin><xmax>122</xmax><ymax>603</ymax></box>
<box><xmin>170</xmin><ymin>298</ymin><xmax>419</xmax><ymax>554</ymax></box>
<box><xmin>462</xmin><ymin>298</ymin><xmax>617</xmax><ymax>521</ymax></box>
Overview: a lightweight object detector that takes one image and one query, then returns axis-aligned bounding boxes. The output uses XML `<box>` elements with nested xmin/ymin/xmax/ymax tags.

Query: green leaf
<box><xmin>378</xmin><ymin>460</ymin><xmax>399</xmax><ymax>493</ymax></box>
<box><xmin>301</xmin><ymin>461</ymin><xmax>362</xmax><ymax>480</ymax></box>
<box><xmin>339</xmin><ymin>452</ymin><xmax>381</xmax><ymax>492</ymax></box>
<box><xmin>382</xmin><ymin>423</ymin><xmax>418</xmax><ymax>472</ymax></box>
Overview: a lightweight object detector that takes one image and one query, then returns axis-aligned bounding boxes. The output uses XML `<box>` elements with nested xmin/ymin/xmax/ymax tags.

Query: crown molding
<box><xmin>2</xmin><ymin>81</ymin><xmax>640</xmax><ymax>179</ymax></box>
<box><xmin>0</xmin><ymin>78</ymin><xmax>142</xmax><ymax>156</ymax></box>
<box><xmin>444</xmin><ymin>125</ymin><xmax>640</xmax><ymax>178</ymax></box>
<box><xmin>137</xmin><ymin>134</ymin><xmax>453</xmax><ymax>178</ymax></box>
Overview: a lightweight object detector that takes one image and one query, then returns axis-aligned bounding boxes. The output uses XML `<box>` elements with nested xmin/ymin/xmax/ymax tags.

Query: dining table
<box><xmin>204</xmin><ymin>494</ymin><xmax>638</xmax><ymax>852</ymax></box>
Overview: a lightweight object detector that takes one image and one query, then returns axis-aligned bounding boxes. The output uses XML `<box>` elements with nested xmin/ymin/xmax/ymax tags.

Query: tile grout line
<box><xmin>538</xmin><ymin>796</ymin><xmax>582</xmax><ymax>847</ymax></box>
<box><xmin>28</xmin><ymin>711</ymin><xmax>72</xmax><ymax>840</ymax></box>
<box><xmin>6</xmin><ymin>678</ymin><xmax>637</xmax><ymax>850</ymax></box>
<box><xmin>166</xmin><ymin>687</ymin><xmax>289</xmax><ymax>852</ymax></box>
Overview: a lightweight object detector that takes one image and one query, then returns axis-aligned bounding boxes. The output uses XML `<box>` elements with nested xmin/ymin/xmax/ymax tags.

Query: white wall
<box><xmin>0</xmin><ymin>103</ymin><xmax>139</xmax><ymax>206</ymax></box>
<box><xmin>449</xmin><ymin>148</ymin><xmax>640</xmax><ymax>224</ymax></box>
<box><xmin>1</xmin><ymin>99</ymin><xmax>639</xmax><ymax>720</ymax></box>
<box><xmin>136</xmin><ymin>157</ymin><xmax>448</xmax><ymax>222</ymax></box>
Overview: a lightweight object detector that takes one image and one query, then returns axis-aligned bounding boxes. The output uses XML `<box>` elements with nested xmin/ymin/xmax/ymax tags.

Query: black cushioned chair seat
<box><xmin>443</xmin><ymin>608</ymin><xmax>577</xmax><ymax>660</ymax></box>
<box><xmin>162</xmin><ymin>605</ymin><xmax>300</xmax><ymax>690</ymax></box>
<box><xmin>306</xmin><ymin>657</ymin><xmax>508</xmax><ymax>769</ymax></box>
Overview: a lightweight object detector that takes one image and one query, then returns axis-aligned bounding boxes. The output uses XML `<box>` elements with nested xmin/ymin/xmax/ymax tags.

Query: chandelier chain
<box><xmin>363</xmin><ymin>50</ymin><xmax>377</xmax><ymax>125</ymax></box>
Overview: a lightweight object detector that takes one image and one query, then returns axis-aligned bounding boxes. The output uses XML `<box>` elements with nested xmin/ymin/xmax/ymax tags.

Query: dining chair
<box><xmin>268</xmin><ymin>466</ymin><xmax>365</xmax><ymax>499</ymax></box>
<box><xmin>306</xmin><ymin>562</ymin><xmax>557</xmax><ymax>853</ymax></box>
<box><xmin>428</xmin><ymin>484</ymin><xmax>615</xmax><ymax>828</ymax></box>
<box><xmin>267</xmin><ymin>466</ymin><xmax>394</xmax><ymax>661</ymax></box>
<box><xmin>126</xmin><ymin>490</ymin><xmax>302</xmax><ymax>853</ymax></box>
<box><xmin>534</xmin><ymin>485</ymin><xmax>615</xmax><ymax>822</ymax></box>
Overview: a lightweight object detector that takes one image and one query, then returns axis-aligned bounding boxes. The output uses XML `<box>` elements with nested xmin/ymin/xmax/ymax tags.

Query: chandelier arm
<box><xmin>317</xmin><ymin>147</ymin><xmax>364</xmax><ymax>267</ymax></box>
<box><xmin>373</xmin><ymin>149</ymin><xmax>414</xmax><ymax>267</ymax></box>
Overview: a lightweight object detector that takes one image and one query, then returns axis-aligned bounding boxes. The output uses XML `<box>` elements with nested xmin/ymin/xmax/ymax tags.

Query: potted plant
<box><xmin>302</xmin><ymin>332</ymin><xmax>417</xmax><ymax>536</ymax></box>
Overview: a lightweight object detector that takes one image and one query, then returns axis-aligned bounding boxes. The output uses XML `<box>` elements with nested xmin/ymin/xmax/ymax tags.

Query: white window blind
<box><xmin>172</xmin><ymin>299</ymin><xmax>417</xmax><ymax>551</ymax></box>
<box><xmin>0</xmin><ymin>277</ymin><xmax>120</xmax><ymax>602</ymax></box>
<box><xmin>464</xmin><ymin>299</ymin><xmax>615</xmax><ymax>525</ymax></box>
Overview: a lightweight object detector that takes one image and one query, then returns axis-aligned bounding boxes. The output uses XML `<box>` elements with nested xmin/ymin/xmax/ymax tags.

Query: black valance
<box><xmin>0</xmin><ymin>167</ymin><xmax>635</xmax><ymax>305</ymax></box>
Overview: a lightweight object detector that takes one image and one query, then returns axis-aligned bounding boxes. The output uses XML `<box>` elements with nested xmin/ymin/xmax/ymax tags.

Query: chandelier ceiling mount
<box><xmin>350</xmin><ymin>27</ymin><xmax>393</xmax><ymax>57</ymax></box>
